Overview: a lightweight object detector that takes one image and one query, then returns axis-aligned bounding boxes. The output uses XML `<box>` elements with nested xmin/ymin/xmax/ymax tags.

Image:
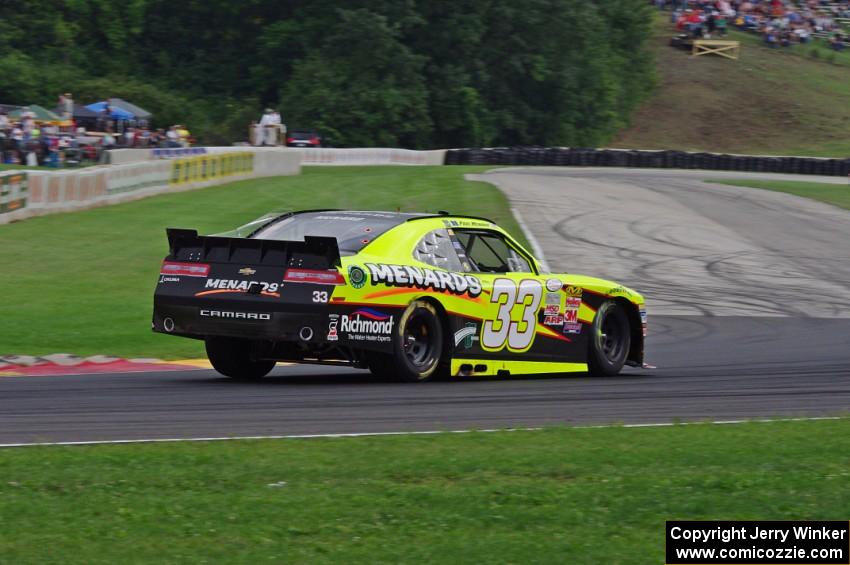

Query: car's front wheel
<box><xmin>587</xmin><ymin>300</ymin><xmax>631</xmax><ymax>376</ymax></box>
<box><xmin>205</xmin><ymin>337</ymin><xmax>276</xmax><ymax>380</ymax></box>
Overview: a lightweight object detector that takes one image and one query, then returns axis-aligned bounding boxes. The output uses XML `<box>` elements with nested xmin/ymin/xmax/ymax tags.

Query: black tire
<box><xmin>587</xmin><ymin>301</ymin><xmax>631</xmax><ymax>377</ymax></box>
<box><xmin>366</xmin><ymin>353</ymin><xmax>395</xmax><ymax>381</ymax></box>
<box><xmin>392</xmin><ymin>300</ymin><xmax>445</xmax><ymax>382</ymax></box>
<box><xmin>205</xmin><ymin>337</ymin><xmax>276</xmax><ymax>380</ymax></box>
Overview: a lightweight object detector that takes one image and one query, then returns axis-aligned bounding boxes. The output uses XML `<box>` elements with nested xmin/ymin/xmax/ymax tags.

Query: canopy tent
<box><xmin>107</xmin><ymin>98</ymin><xmax>152</xmax><ymax>120</ymax></box>
<box><xmin>55</xmin><ymin>104</ymin><xmax>101</xmax><ymax>120</ymax></box>
<box><xmin>0</xmin><ymin>103</ymin><xmax>23</xmax><ymax>114</ymax></box>
<box><xmin>85</xmin><ymin>101</ymin><xmax>135</xmax><ymax>121</ymax></box>
<box><xmin>8</xmin><ymin>104</ymin><xmax>62</xmax><ymax>122</ymax></box>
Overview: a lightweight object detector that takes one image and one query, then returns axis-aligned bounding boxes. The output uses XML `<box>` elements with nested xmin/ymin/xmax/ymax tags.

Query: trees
<box><xmin>0</xmin><ymin>0</ymin><xmax>654</xmax><ymax>148</ymax></box>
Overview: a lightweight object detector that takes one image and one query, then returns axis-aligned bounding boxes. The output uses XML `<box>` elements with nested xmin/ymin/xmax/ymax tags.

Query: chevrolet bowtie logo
<box><xmin>238</xmin><ymin>267</ymin><xmax>257</xmax><ymax>276</ymax></box>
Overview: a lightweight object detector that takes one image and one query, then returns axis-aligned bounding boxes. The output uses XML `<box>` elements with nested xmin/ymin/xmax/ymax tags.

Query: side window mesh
<box><xmin>413</xmin><ymin>229</ymin><xmax>463</xmax><ymax>271</ymax></box>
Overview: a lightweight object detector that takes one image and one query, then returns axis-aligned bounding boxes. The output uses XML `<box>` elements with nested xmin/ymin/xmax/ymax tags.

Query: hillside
<box><xmin>613</xmin><ymin>16</ymin><xmax>850</xmax><ymax>157</ymax></box>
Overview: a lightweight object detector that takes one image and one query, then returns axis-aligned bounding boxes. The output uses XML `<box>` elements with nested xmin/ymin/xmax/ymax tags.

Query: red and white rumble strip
<box><xmin>0</xmin><ymin>354</ymin><xmax>211</xmax><ymax>377</ymax></box>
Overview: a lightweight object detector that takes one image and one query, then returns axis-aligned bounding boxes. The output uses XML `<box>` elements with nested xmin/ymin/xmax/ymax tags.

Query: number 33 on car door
<box><xmin>481</xmin><ymin>278</ymin><xmax>543</xmax><ymax>352</ymax></box>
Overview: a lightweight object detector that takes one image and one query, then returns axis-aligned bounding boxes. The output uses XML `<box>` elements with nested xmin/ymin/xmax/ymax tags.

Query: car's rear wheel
<box><xmin>372</xmin><ymin>300</ymin><xmax>443</xmax><ymax>382</ymax></box>
<box><xmin>587</xmin><ymin>301</ymin><xmax>631</xmax><ymax>376</ymax></box>
<box><xmin>205</xmin><ymin>337</ymin><xmax>276</xmax><ymax>380</ymax></box>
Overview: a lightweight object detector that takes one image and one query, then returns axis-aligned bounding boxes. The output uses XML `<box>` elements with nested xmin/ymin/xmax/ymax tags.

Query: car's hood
<box><xmin>552</xmin><ymin>273</ymin><xmax>644</xmax><ymax>306</ymax></box>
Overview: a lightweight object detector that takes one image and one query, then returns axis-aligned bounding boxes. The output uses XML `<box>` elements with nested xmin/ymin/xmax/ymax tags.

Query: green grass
<box><xmin>0</xmin><ymin>163</ymin><xmax>49</xmax><ymax>171</ymax></box>
<box><xmin>708</xmin><ymin>178</ymin><xmax>850</xmax><ymax>210</ymax></box>
<box><xmin>1</xmin><ymin>419</ymin><xmax>848</xmax><ymax>564</ymax></box>
<box><xmin>613</xmin><ymin>14</ymin><xmax>850</xmax><ymax>157</ymax></box>
<box><xmin>0</xmin><ymin>166</ymin><xmax>520</xmax><ymax>359</ymax></box>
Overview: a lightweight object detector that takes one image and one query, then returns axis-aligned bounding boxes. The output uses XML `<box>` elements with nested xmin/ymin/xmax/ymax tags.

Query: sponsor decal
<box><xmin>565</xmin><ymin>285</ymin><xmax>583</xmax><ymax>297</ymax></box>
<box><xmin>544</xmin><ymin>314</ymin><xmax>564</xmax><ymax>326</ymax></box>
<box><xmin>340</xmin><ymin>308</ymin><xmax>394</xmax><ymax>342</ymax></box>
<box><xmin>546</xmin><ymin>278</ymin><xmax>562</xmax><ymax>292</ymax></box>
<box><xmin>315</xmin><ymin>215</ymin><xmax>364</xmax><ymax>222</ymax></box>
<box><xmin>454</xmin><ymin>322</ymin><xmax>478</xmax><ymax>349</ymax></box>
<box><xmin>607</xmin><ymin>285</ymin><xmax>631</xmax><ymax>296</ymax></box>
<box><xmin>327</xmin><ymin>314</ymin><xmax>339</xmax><ymax>342</ymax></box>
<box><xmin>544</xmin><ymin>304</ymin><xmax>560</xmax><ymax>316</ymax></box>
<box><xmin>640</xmin><ymin>308</ymin><xmax>647</xmax><ymax>337</ymax></box>
<box><xmin>200</xmin><ymin>310</ymin><xmax>271</xmax><ymax>320</ymax></box>
<box><xmin>204</xmin><ymin>279</ymin><xmax>279</xmax><ymax>293</ymax></box>
<box><xmin>348</xmin><ymin>265</ymin><xmax>367</xmax><ymax>289</ymax></box>
<box><xmin>158</xmin><ymin>276</ymin><xmax>181</xmax><ymax>283</ymax></box>
<box><xmin>563</xmin><ymin>322</ymin><xmax>582</xmax><ymax>334</ymax></box>
<box><xmin>365</xmin><ymin>263</ymin><xmax>482</xmax><ymax>297</ymax></box>
<box><xmin>238</xmin><ymin>267</ymin><xmax>257</xmax><ymax>276</ymax></box>
<box><xmin>564</xmin><ymin>296</ymin><xmax>582</xmax><ymax>324</ymax></box>
<box><xmin>545</xmin><ymin>292</ymin><xmax>561</xmax><ymax>306</ymax></box>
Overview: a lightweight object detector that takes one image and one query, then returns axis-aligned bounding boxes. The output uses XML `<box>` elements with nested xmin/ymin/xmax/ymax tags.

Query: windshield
<box><xmin>250</xmin><ymin>211</ymin><xmax>421</xmax><ymax>255</ymax></box>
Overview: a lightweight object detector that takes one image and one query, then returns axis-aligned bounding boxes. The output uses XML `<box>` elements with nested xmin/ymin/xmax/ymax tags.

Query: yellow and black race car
<box><xmin>153</xmin><ymin>210</ymin><xmax>646</xmax><ymax>381</ymax></box>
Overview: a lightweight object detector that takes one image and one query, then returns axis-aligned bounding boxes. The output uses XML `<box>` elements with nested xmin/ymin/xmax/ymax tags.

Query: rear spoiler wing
<box><xmin>165</xmin><ymin>228</ymin><xmax>341</xmax><ymax>269</ymax></box>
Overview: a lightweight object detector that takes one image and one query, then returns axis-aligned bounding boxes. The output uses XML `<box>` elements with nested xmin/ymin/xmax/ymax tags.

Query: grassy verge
<box><xmin>0</xmin><ymin>166</ymin><xmax>519</xmax><ymax>359</ymax></box>
<box><xmin>613</xmin><ymin>14</ymin><xmax>850</xmax><ymax>157</ymax></box>
<box><xmin>0</xmin><ymin>419</ymin><xmax>847</xmax><ymax>563</ymax></box>
<box><xmin>0</xmin><ymin>163</ymin><xmax>50</xmax><ymax>171</ymax></box>
<box><xmin>708</xmin><ymin>178</ymin><xmax>850</xmax><ymax>210</ymax></box>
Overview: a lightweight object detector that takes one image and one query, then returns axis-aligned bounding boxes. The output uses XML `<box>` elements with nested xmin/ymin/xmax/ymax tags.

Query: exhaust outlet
<box><xmin>299</xmin><ymin>326</ymin><xmax>314</xmax><ymax>341</ymax></box>
<box><xmin>163</xmin><ymin>317</ymin><xmax>175</xmax><ymax>332</ymax></box>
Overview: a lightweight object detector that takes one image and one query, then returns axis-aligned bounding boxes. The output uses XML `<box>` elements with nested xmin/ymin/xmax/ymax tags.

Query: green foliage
<box><xmin>0</xmin><ymin>0</ymin><xmax>655</xmax><ymax>147</ymax></box>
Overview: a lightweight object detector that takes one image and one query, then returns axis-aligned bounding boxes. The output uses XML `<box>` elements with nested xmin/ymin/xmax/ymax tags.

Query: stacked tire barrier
<box><xmin>444</xmin><ymin>147</ymin><xmax>850</xmax><ymax>176</ymax></box>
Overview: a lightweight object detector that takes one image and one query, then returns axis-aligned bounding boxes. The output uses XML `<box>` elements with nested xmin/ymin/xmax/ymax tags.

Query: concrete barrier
<box><xmin>105</xmin><ymin>148</ymin><xmax>154</xmax><ymax>165</ymax></box>
<box><xmin>291</xmin><ymin>147</ymin><xmax>446</xmax><ymax>166</ymax></box>
<box><xmin>1</xmin><ymin>149</ymin><xmax>301</xmax><ymax>225</ymax></box>
<box><xmin>206</xmin><ymin>146</ymin><xmax>446</xmax><ymax>166</ymax></box>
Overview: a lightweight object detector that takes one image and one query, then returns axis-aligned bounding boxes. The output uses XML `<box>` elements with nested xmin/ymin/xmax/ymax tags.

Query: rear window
<box><xmin>289</xmin><ymin>131</ymin><xmax>315</xmax><ymax>139</ymax></box>
<box><xmin>251</xmin><ymin>211</ymin><xmax>412</xmax><ymax>255</ymax></box>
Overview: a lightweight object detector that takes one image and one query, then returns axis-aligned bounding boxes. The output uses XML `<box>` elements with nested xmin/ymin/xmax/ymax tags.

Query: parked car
<box><xmin>285</xmin><ymin>129</ymin><xmax>323</xmax><ymax>148</ymax></box>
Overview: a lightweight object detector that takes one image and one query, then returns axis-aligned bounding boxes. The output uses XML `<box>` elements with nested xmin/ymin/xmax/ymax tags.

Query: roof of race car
<box><xmin>249</xmin><ymin>210</ymin><xmax>496</xmax><ymax>255</ymax></box>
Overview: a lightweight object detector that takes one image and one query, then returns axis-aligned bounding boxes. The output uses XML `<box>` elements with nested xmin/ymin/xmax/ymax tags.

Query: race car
<box><xmin>152</xmin><ymin>210</ymin><xmax>646</xmax><ymax>381</ymax></box>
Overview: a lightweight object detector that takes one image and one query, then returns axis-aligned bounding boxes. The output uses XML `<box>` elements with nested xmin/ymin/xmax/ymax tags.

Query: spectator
<box><xmin>166</xmin><ymin>125</ymin><xmax>180</xmax><ymax>147</ymax></box>
<box><xmin>716</xmin><ymin>13</ymin><xmax>728</xmax><ymax>35</ymax></box>
<box><xmin>124</xmin><ymin>126</ymin><xmax>136</xmax><ymax>147</ymax></box>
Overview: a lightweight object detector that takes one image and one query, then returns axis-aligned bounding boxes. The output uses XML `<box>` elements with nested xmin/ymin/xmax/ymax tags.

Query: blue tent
<box><xmin>85</xmin><ymin>101</ymin><xmax>135</xmax><ymax>120</ymax></box>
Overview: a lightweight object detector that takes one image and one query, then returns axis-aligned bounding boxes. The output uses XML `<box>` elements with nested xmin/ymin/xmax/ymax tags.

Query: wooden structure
<box><xmin>691</xmin><ymin>39</ymin><xmax>740</xmax><ymax>60</ymax></box>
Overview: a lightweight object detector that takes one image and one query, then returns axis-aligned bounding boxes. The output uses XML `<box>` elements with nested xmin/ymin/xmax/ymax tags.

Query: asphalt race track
<box><xmin>2</xmin><ymin>168</ymin><xmax>849</xmax><ymax>444</ymax></box>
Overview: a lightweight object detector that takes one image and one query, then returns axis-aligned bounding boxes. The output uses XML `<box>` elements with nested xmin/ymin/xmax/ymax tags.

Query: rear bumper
<box><xmin>152</xmin><ymin>299</ymin><xmax>330</xmax><ymax>342</ymax></box>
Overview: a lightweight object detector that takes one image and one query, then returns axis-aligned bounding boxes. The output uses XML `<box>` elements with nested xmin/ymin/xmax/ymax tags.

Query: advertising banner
<box><xmin>0</xmin><ymin>172</ymin><xmax>28</xmax><ymax>215</ymax></box>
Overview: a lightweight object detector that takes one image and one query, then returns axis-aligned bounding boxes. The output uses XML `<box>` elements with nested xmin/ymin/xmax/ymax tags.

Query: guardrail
<box><xmin>444</xmin><ymin>147</ymin><xmax>850</xmax><ymax>176</ymax></box>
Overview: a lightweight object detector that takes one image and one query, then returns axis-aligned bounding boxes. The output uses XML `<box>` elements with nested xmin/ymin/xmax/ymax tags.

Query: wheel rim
<box><xmin>403</xmin><ymin>311</ymin><xmax>437</xmax><ymax>370</ymax></box>
<box><xmin>597</xmin><ymin>310</ymin><xmax>626</xmax><ymax>363</ymax></box>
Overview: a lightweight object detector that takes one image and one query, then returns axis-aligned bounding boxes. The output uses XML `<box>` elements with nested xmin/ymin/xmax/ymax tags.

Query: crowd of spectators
<box><xmin>659</xmin><ymin>0</ymin><xmax>849</xmax><ymax>51</ymax></box>
<box><xmin>0</xmin><ymin>103</ymin><xmax>193</xmax><ymax>168</ymax></box>
<box><xmin>0</xmin><ymin>109</ymin><xmax>96</xmax><ymax>167</ymax></box>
